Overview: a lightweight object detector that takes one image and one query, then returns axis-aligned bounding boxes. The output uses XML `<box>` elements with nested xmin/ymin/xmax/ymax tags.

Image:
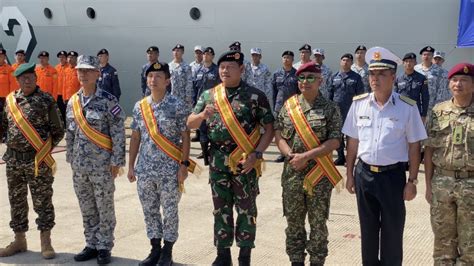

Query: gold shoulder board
<box><xmin>353</xmin><ymin>93</ymin><xmax>369</xmax><ymax>101</ymax></box>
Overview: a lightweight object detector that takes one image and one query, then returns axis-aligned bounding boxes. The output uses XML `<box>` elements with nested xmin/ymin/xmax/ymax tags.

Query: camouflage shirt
<box><xmin>425</xmin><ymin>99</ymin><xmax>474</xmax><ymax>171</ymax></box>
<box><xmin>65</xmin><ymin>87</ymin><xmax>126</xmax><ymax>174</ymax></box>
<box><xmin>169</xmin><ymin>61</ymin><xmax>194</xmax><ymax>112</ymax></box>
<box><xmin>1</xmin><ymin>87</ymin><xmax>64</xmax><ymax>153</ymax></box>
<box><xmin>414</xmin><ymin>63</ymin><xmax>449</xmax><ymax>110</ymax></box>
<box><xmin>244</xmin><ymin>63</ymin><xmax>273</xmax><ymax>110</ymax></box>
<box><xmin>275</xmin><ymin>94</ymin><xmax>342</xmax><ymax>179</ymax></box>
<box><xmin>351</xmin><ymin>63</ymin><xmax>370</xmax><ymax>93</ymax></box>
<box><xmin>319</xmin><ymin>64</ymin><xmax>334</xmax><ymax>99</ymax></box>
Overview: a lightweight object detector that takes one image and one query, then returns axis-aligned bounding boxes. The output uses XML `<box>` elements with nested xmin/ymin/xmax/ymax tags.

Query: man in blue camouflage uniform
<box><xmin>272</xmin><ymin>50</ymin><xmax>299</xmax><ymax>163</ymax></box>
<box><xmin>169</xmin><ymin>44</ymin><xmax>194</xmax><ymax>112</ymax></box>
<box><xmin>97</xmin><ymin>49</ymin><xmax>121</xmax><ymax>100</ymax></box>
<box><xmin>229</xmin><ymin>41</ymin><xmax>251</xmax><ymax>82</ymax></box>
<box><xmin>351</xmin><ymin>45</ymin><xmax>371</xmax><ymax>93</ymax></box>
<box><xmin>190</xmin><ymin>45</ymin><xmax>204</xmax><ymax>77</ymax></box>
<box><xmin>66</xmin><ymin>55</ymin><xmax>126</xmax><ymax>265</ymax></box>
<box><xmin>328</xmin><ymin>53</ymin><xmax>364</xmax><ymax>165</ymax></box>
<box><xmin>141</xmin><ymin>46</ymin><xmax>160</xmax><ymax>97</ymax></box>
<box><xmin>245</xmin><ymin>48</ymin><xmax>273</xmax><ymax>110</ymax></box>
<box><xmin>432</xmin><ymin>51</ymin><xmax>451</xmax><ymax>104</ymax></box>
<box><xmin>293</xmin><ymin>44</ymin><xmax>312</xmax><ymax>70</ymax></box>
<box><xmin>312</xmin><ymin>48</ymin><xmax>333</xmax><ymax>99</ymax></box>
<box><xmin>394</xmin><ymin>53</ymin><xmax>429</xmax><ymax>122</ymax></box>
<box><xmin>128</xmin><ymin>62</ymin><xmax>190</xmax><ymax>266</ymax></box>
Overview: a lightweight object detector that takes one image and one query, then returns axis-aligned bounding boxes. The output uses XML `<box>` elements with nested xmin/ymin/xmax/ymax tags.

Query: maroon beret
<box><xmin>448</xmin><ymin>63</ymin><xmax>474</xmax><ymax>79</ymax></box>
<box><xmin>296</xmin><ymin>62</ymin><xmax>321</xmax><ymax>76</ymax></box>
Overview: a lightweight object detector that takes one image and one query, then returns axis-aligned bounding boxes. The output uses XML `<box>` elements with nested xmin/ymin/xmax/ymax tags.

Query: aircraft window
<box><xmin>86</xmin><ymin>7</ymin><xmax>96</xmax><ymax>19</ymax></box>
<box><xmin>44</xmin><ymin>8</ymin><xmax>52</xmax><ymax>19</ymax></box>
<box><xmin>190</xmin><ymin>7</ymin><xmax>200</xmax><ymax>20</ymax></box>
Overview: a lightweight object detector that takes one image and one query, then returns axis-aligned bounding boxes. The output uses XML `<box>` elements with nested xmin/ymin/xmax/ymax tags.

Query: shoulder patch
<box><xmin>399</xmin><ymin>95</ymin><xmax>416</xmax><ymax>106</ymax></box>
<box><xmin>110</xmin><ymin>104</ymin><xmax>122</xmax><ymax>116</ymax></box>
<box><xmin>353</xmin><ymin>93</ymin><xmax>369</xmax><ymax>101</ymax></box>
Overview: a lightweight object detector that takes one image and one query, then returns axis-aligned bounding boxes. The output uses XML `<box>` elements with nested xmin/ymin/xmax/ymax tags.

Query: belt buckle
<box><xmin>370</xmin><ymin>165</ymin><xmax>380</xmax><ymax>173</ymax></box>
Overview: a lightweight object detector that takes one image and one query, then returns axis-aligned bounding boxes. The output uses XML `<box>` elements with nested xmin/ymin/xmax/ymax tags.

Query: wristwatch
<box><xmin>407</xmin><ymin>178</ymin><xmax>418</xmax><ymax>185</ymax></box>
<box><xmin>253</xmin><ymin>151</ymin><xmax>263</xmax><ymax>159</ymax></box>
<box><xmin>180</xmin><ymin>160</ymin><xmax>191</xmax><ymax>167</ymax></box>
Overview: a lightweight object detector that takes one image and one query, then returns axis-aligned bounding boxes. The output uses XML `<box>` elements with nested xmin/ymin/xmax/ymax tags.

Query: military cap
<box><xmin>14</xmin><ymin>62</ymin><xmax>36</xmax><ymax>77</ymax></box>
<box><xmin>97</xmin><ymin>48</ymin><xmax>109</xmax><ymax>56</ymax></box>
<box><xmin>447</xmin><ymin>63</ymin><xmax>474</xmax><ymax>79</ymax></box>
<box><xmin>57</xmin><ymin>50</ymin><xmax>67</xmax><ymax>57</ymax></box>
<box><xmin>341</xmin><ymin>53</ymin><xmax>353</xmax><ymax>60</ymax></box>
<box><xmin>229</xmin><ymin>41</ymin><xmax>241</xmax><ymax>51</ymax></box>
<box><xmin>365</xmin><ymin>46</ymin><xmax>402</xmax><ymax>71</ymax></box>
<box><xmin>68</xmin><ymin>51</ymin><xmax>79</xmax><ymax>57</ymax></box>
<box><xmin>75</xmin><ymin>55</ymin><xmax>99</xmax><ymax>70</ymax></box>
<box><xmin>312</xmin><ymin>48</ymin><xmax>325</xmax><ymax>56</ymax></box>
<box><xmin>204</xmin><ymin>47</ymin><xmax>215</xmax><ymax>55</ymax></box>
<box><xmin>433</xmin><ymin>51</ymin><xmax>445</xmax><ymax>59</ymax></box>
<box><xmin>38</xmin><ymin>51</ymin><xmax>49</xmax><ymax>58</ymax></box>
<box><xmin>172</xmin><ymin>44</ymin><xmax>184</xmax><ymax>51</ymax></box>
<box><xmin>194</xmin><ymin>45</ymin><xmax>203</xmax><ymax>52</ymax></box>
<box><xmin>299</xmin><ymin>44</ymin><xmax>311</xmax><ymax>51</ymax></box>
<box><xmin>296</xmin><ymin>62</ymin><xmax>321</xmax><ymax>76</ymax></box>
<box><xmin>217</xmin><ymin>51</ymin><xmax>244</xmax><ymax>66</ymax></box>
<box><xmin>0</xmin><ymin>48</ymin><xmax>6</xmax><ymax>55</ymax></box>
<box><xmin>402</xmin><ymin>52</ymin><xmax>417</xmax><ymax>61</ymax></box>
<box><xmin>250</xmin><ymin>48</ymin><xmax>262</xmax><ymax>55</ymax></box>
<box><xmin>355</xmin><ymin>45</ymin><xmax>367</xmax><ymax>53</ymax></box>
<box><xmin>145</xmin><ymin>62</ymin><xmax>170</xmax><ymax>77</ymax></box>
<box><xmin>282</xmin><ymin>50</ymin><xmax>294</xmax><ymax>57</ymax></box>
<box><xmin>419</xmin><ymin>46</ymin><xmax>435</xmax><ymax>55</ymax></box>
<box><xmin>146</xmin><ymin>46</ymin><xmax>159</xmax><ymax>53</ymax></box>
<box><xmin>15</xmin><ymin>49</ymin><xmax>25</xmax><ymax>55</ymax></box>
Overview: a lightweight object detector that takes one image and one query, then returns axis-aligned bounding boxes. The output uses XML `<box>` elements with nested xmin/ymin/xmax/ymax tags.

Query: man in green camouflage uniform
<box><xmin>274</xmin><ymin>62</ymin><xmax>342</xmax><ymax>266</ymax></box>
<box><xmin>424</xmin><ymin>62</ymin><xmax>474</xmax><ymax>265</ymax></box>
<box><xmin>0</xmin><ymin>63</ymin><xmax>64</xmax><ymax>259</ymax></box>
<box><xmin>187</xmin><ymin>51</ymin><xmax>274</xmax><ymax>266</ymax></box>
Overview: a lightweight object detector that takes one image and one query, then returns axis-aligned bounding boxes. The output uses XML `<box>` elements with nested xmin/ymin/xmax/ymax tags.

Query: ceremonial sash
<box><xmin>6</xmin><ymin>93</ymin><xmax>56</xmax><ymax>176</ymax></box>
<box><xmin>285</xmin><ymin>95</ymin><xmax>343</xmax><ymax>193</ymax></box>
<box><xmin>213</xmin><ymin>84</ymin><xmax>264</xmax><ymax>176</ymax></box>
<box><xmin>70</xmin><ymin>93</ymin><xmax>112</xmax><ymax>152</ymax></box>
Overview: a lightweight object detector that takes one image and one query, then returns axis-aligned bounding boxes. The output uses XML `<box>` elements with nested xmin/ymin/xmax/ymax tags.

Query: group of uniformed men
<box><xmin>0</xmin><ymin>40</ymin><xmax>472</xmax><ymax>266</ymax></box>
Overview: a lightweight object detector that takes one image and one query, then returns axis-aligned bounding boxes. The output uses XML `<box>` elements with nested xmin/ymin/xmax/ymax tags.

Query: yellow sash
<box><xmin>6</xmin><ymin>92</ymin><xmax>56</xmax><ymax>176</ymax></box>
<box><xmin>213</xmin><ymin>84</ymin><xmax>264</xmax><ymax>176</ymax></box>
<box><xmin>71</xmin><ymin>93</ymin><xmax>112</xmax><ymax>151</ymax></box>
<box><xmin>285</xmin><ymin>95</ymin><xmax>343</xmax><ymax>193</ymax></box>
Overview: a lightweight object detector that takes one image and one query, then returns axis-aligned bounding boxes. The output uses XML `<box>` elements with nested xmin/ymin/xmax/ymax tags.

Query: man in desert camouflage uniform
<box><xmin>424</xmin><ymin>62</ymin><xmax>474</xmax><ymax>265</ymax></box>
<box><xmin>0</xmin><ymin>62</ymin><xmax>64</xmax><ymax>259</ymax></box>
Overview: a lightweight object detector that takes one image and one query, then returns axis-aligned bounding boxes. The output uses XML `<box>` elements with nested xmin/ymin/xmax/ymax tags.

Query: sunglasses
<box><xmin>297</xmin><ymin>75</ymin><xmax>319</xmax><ymax>83</ymax></box>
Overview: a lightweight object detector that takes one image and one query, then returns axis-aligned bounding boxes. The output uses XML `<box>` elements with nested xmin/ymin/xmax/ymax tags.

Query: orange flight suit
<box><xmin>35</xmin><ymin>64</ymin><xmax>58</xmax><ymax>98</ymax></box>
<box><xmin>55</xmin><ymin>63</ymin><xmax>69</xmax><ymax>100</ymax></box>
<box><xmin>64</xmin><ymin>65</ymin><xmax>80</xmax><ymax>100</ymax></box>
<box><xmin>0</xmin><ymin>63</ymin><xmax>16</xmax><ymax>97</ymax></box>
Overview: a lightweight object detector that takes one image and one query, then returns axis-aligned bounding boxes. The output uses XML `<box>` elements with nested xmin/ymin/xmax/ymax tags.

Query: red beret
<box><xmin>448</xmin><ymin>63</ymin><xmax>474</xmax><ymax>79</ymax></box>
<box><xmin>296</xmin><ymin>62</ymin><xmax>321</xmax><ymax>76</ymax></box>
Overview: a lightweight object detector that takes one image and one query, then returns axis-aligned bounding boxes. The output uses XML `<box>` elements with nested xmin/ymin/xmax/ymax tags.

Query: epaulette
<box><xmin>353</xmin><ymin>93</ymin><xmax>369</xmax><ymax>101</ymax></box>
<box><xmin>399</xmin><ymin>95</ymin><xmax>416</xmax><ymax>106</ymax></box>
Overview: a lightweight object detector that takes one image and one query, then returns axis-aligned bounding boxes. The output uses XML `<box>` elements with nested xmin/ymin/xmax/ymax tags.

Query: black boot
<box><xmin>200</xmin><ymin>141</ymin><xmax>210</xmax><ymax>166</ymax></box>
<box><xmin>157</xmin><ymin>240</ymin><xmax>173</xmax><ymax>266</ymax></box>
<box><xmin>291</xmin><ymin>263</ymin><xmax>304</xmax><ymax>266</ymax></box>
<box><xmin>139</xmin><ymin>238</ymin><xmax>161</xmax><ymax>266</ymax></box>
<box><xmin>212</xmin><ymin>248</ymin><xmax>232</xmax><ymax>266</ymax></box>
<box><xmin>238</xmin><ymin>247</ymin><xmax>251</xmax><ymax>266</ymax></box>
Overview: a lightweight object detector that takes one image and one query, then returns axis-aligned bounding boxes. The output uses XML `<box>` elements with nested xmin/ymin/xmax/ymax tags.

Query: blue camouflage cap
<box><xmin>75</xmin><ymin>55</ymin><xmax>99</xmax><ymax>70</ymax></box>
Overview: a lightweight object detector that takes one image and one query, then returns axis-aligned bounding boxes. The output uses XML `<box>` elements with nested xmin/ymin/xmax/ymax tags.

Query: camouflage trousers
<box><xmin>137</xmin><ymin>174</ymin><xmax>181</xmax><ymax>242</ymax></box>
<box><xmin>282</xmin><ymin>175</ymin><xmax>332</xmax><ymax>264</ymax></box>
<box><xmin>210</xmin><ymin>169</ymin><xmax>259</xmax><ymax>248</ymax></box>
<box><xmin>5</xmin><ymin>159</ymin><xmax>55</xmax><ymax>232</ymax></box>
<box><xmin>431</xmin><ymin>173</ymin><xmax>474</xmax><ymax>265</ymax></box>
<box><xmin>73</xmin><ymin>171</ymin><xmax>116</xmax><ymax>251</ymax></box>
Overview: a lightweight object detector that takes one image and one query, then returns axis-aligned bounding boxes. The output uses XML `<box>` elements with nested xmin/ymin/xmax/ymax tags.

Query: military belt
<box><xmin>6</xmin><ymin>148</ymin><xmax>36</xmax><ymax>161</ymax></box>
<box><xmin>209</xmin><ymin>143</ymin><xmax>237</xmax><ymax>153</ymax></box>
<box><xmin>359</xmin><ymin>159</ymin><xmax>405</xmax><ymax>173</ymax></box>
<box><xmin>437</xmin><ymin>169</ymin><xmax>473</xmax><ymax>179</ymax></box>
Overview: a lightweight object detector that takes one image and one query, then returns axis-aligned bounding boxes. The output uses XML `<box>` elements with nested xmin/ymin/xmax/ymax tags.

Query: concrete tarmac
<box><xmin>0</xmin><ymin>137</ymin><xmax>434</xmax><ymax>265</ymax></box>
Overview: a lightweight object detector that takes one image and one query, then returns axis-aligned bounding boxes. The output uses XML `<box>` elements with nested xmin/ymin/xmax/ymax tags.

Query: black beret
<box><xmin>57</xmin><ymin>50</ymin><xmax>67</xmax><ymax>57</ymax></box>
<box><xmin>15</xmin><ymin>49</ymin><xmax>25</xmax><ymax>55</ymax></box>
<box><xmin>38</xmin><ymin>51</ymin><xmax>49</xmax><ymax>58</ymax></box>
<box><xmin>204</xmin><ymin>47</ymin><xmax>215</xmax><ymax>55</ymax></box>
<box><xmin>217</xmin><ymin>51</ymin><xmax>244</xmax><ymax>66</ymax></box>
<box><xmin>68</xmin><ymin>51</ymin><xmax>78</xmax><ymax>57</ymax></box>
<box><xmin>172</xmin><ymin>44</ymin><xmax>184</xmax><ymax>51</ymax></box>
<box><xmin>341</xmin><ymin>53</ymin><xmax>353</xmax><ymax>60</ymax></box>
<box><xmin>97</xmin><ymin>48</ymin><xmax>109</xmax><ymax>56</ymax></box>
<box><xmin>355</xmin><ymin>45</ymin><xmax>367</xmax><ymax>53</ymax></box>
<box><xmin>402</xmin><ymin>52</ymin><xmax>417</xmax><ymax>61</ymax></box>
<box><xmin>145</xmin><ymin>62</ymin><xmax>170</xmax><ymax>77</ymax></box>
<box><xmin>229</xmin><ymin>41</ymin><xmax>241</xmax><ymax>51</ymax></box>
<box><xmin>419</xmin><ymin>46</ymin><xmax>435</xmax><ymax>55</ymax></box>
<box><xmin>0</xmin><ymin>48</ymin><xmax>6</xmax><ymax>55</ymax></box>
<box><xmin>282</xmin><ymin>50</ymin><xmax>294</xmax><ymax>57</ymax></box>
<box><xmin>147</xmin><ymin>46</ymin><xmax>159</xmax><ymax>53</ymax></box>
<box><xmin>299</xmin><ymin>44</ymin><xmax>311</xmax><ymax>51</ymax></box>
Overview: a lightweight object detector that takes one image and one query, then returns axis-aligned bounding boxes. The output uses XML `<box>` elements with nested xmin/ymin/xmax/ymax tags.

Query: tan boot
<box><xmin>40</xmin><ymin>230</ymin><xmax>55</xmax><ymax>259</ymax></box>
<box><xmin>0</xmin><ymin>232</ymin><xmax>27</xmax><ymax>257</ymax></box>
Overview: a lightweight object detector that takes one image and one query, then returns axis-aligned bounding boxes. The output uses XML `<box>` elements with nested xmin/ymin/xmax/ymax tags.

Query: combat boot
<box><xmin>212</xmin><ymin>247</ymin><xmax>232</xmax><ymax>266</ymax></box>
<box><xmin>200</xmin><ymin>141</ymin><xmax>210</xmax><ymax>165</ymax></box>
<box><xmin>40</xmin><ymin>230</ymin><xmax>55</xmax><ymax>259</ymax></box>
<box><xmin>0</xmin><ymin>232</ymin><xmax>27</xmax><ymax>257</ymax></box>
<box><xmin>238</xmin><ymin>247</ymin><xmax>251</xmax><ymax>266</ymax></box>
<box><xmin>157</xmin><ymin>240</ymin><xmax>174</xmax><ymax>266</ymax></box>
<box><xmin>291</xmin><ymin>263</ymin><xmax>304</xmax><ymax>266</ymax></box>
<box><xmin>139</xmin><ymin>238</ymin><xmax>161</xmax><ymax>266</ymax></box>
